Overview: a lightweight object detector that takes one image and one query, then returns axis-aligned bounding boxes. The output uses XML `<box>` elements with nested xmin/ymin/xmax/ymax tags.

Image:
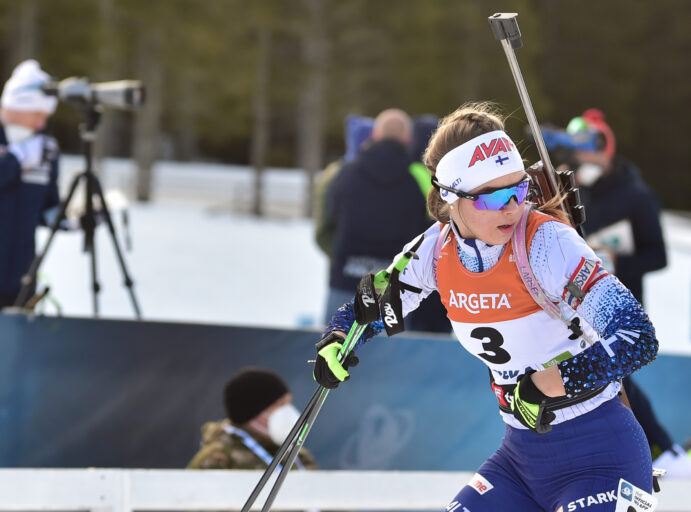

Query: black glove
<box><xmin>313</xmin><ymin>331</ymin><xmax>359</xmax><ymax>389</ymax></box>
<box><xmin>511</xmin><ymin>371</ymin><xmax>557</xmax><ymax>434</ymax></box>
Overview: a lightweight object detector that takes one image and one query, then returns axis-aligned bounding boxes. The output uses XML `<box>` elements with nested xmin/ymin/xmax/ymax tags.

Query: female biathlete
<box><xmin>312</xmin><ymin>103</ymin><xmax>658</xmax><ymax>512</ymax></box>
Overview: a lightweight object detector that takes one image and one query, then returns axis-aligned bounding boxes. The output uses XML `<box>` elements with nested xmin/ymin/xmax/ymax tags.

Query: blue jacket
<box><xmin>0</xmin><ymin>125</ymin><xmax>59</xmax><ymax>295</ymax></box>
<box><xmin>328</xmin><ymin>138</ymin><xmax>430</xmax><ymax>291</ymax></box>
<box><xmin>580</xmin><ymin>157</ymin><xmax>666</xmax><ymax>304</ymax></box>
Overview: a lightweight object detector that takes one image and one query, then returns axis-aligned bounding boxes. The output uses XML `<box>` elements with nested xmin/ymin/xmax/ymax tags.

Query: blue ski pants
<box><xmin>448</xmin><ymin>397</ymin><xmax>652</xmax><ymax>512</ymax></box>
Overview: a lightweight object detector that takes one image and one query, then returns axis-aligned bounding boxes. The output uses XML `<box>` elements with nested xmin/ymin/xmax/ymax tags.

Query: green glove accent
<box><xmin>510</xmin><ymin>371</ymin><xmax>556</xmax><ymax>434</ymax></box>
<box><xmin>318</xmin><ymin>341</ymin><xmax>350</xmax><ymax>382</ymax></box>
<box><xmin>512</xmin><ymin>383</ymin><xmax>541</xmax><ymax>429</ymax></box>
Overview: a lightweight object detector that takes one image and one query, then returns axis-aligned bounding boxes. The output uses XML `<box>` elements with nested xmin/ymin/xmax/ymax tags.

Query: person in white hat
<box><xmin>0</xmin><ymin>59</ymin><xmax>61</xmax><ymax>309</ymax></box>
<box><xmin>313</xmin><ymin>102</ymin><xmax>660</xmax><ymax>510</ymax></box>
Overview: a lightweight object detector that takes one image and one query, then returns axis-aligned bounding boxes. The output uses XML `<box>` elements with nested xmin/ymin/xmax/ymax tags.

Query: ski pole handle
<box><xmin>488</xmin><ymin>13</ymin><xmax>564</xmax><ymax>213</ymax></box>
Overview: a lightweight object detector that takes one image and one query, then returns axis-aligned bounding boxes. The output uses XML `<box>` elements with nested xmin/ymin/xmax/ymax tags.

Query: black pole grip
<box><xmin>488</xmin><ymin>12</ymin><xmax>523</xmax><ymax>49</ymax></box>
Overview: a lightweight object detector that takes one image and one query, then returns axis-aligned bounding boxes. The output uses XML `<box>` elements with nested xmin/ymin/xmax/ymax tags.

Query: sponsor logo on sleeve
<box><xmin>468</xmin><ymin>473</ymin><xmax>493</xmax><ymax>495</ymax></box>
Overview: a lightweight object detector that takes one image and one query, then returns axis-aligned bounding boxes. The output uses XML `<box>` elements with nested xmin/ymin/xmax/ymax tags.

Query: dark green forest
<box><xmin>1</xmin><ymin>0</ymin><xmax>689</xmax><ymax>210</ymax></box>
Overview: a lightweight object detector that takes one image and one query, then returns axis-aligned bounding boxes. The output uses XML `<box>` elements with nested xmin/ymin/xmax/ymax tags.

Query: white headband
<box><xmin>1</xmin><ymin>60</ymin><xmax>57</xmax><ymax>114</ymax></box>
<box><xmin>435</xmin><ymin>129</ymin><xmax>524</xmax><ymax>204</ymax></box>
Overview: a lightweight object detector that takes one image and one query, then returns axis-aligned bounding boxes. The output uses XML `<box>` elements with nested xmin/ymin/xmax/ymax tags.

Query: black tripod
<box><xmin>14</xmin><ymin>104</ymin><xmax>142</xmax><ymax>318</ymax></box>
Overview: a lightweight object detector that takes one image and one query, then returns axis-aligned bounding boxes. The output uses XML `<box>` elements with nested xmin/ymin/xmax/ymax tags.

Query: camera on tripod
<box><xmin>14</xmin><ymin>74</ymin><xmax>145</xmax><ymax>317</ymax></box>
<box><xmin>41</xmin><ymin>77</ymin><xmax>145</xmax><ymax>111</ymax></box>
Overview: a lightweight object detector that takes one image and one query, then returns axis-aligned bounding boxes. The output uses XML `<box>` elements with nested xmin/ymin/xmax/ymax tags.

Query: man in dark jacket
<box><xmin>0</xmin><ymin>60</ymin><xmax>60</xmax><ymax>309</ymax></box>
<box><xmin>324</xmin><ymin>108</ymin><xmax>429</xmax><ymax>319</ymax></box>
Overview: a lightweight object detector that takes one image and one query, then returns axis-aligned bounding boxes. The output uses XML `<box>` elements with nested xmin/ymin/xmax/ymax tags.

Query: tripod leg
<box><xmin>88</xmin><ymin>223</ymin><xmax>100</xmax><ymax>316</ymax></box>
<box><xmin>14</xmin><ymin>172</ymin><xmax>85</xmax><ymax>308</ymax></box>
<box><xmin>83</xmin><ymin>167</ymin><xmax>101</xmax><ymax>316</ymax></box>
<box><xmin>91</xmin><ymin>175</ymin><xmax>142</xmax><ymax>318</ymax></box>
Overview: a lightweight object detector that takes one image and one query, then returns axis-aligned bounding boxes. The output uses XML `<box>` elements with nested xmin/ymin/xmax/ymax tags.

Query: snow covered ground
<box><xmin>31</xmin><ymin>155</ymin><xmax>691</xmax><ymax>355</ymax></box>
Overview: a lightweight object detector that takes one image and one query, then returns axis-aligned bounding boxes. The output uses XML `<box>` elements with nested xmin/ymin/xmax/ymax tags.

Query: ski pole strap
<box><xmin>354</xmin><ymin>273</ymin><xmax>379</xmax><ymax>324</ymax></box>
<box><xmin>379</xmin><ymin>268</ymin><xmax>405</xmax><ymax>336</ymax></box>
<box><xmin>222</xmin><ymin>425</ymin><xmax>305</xmax><ymax>471</ymax></box>
<box><xmin>377</xmin><ymin>234</ymin><xmax>424</xmax><ymax>336</ymax></box>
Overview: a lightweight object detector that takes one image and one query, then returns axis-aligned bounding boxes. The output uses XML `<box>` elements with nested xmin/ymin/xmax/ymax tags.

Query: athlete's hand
<box><xmin>511</xmin><ymin>371</ymin><xmax>556</xmax><ymax>434</ymax></box>
<box><xmin>313</xmin><ymin>331</ymin><xmax>359</xmax><ymax>389</ymax></box>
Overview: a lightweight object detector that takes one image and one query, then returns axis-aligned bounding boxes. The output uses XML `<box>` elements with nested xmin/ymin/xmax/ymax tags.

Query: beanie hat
<box><xmin>412</xmin><ymin>114</ymin><xmax>438</xmax><ymax>163</ymax></box>
<box><xmin>343</xmin><ymin>114</ymin><xmax>374</xmax><ymax>162</ymax></box>
<box><xmin>567</xmin><ymin>108</ymin><xmax>616</xmax><ymax>158</ymax></box>
<box><xmin>1</xmin><ymin>60</ymin><xmax>57</xmax><ymax>113</ymax></box>
<box><xmin>224</xmin><ymin>368</ymin><xmax>289</xmax><ymax>424</ymax></box>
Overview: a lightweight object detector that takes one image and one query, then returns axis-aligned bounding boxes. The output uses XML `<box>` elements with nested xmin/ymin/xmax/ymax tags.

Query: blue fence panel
<box><xmin>0</xmin><ymin>313</ymin><xmax>688</xmax><ymax>471</ymax></box>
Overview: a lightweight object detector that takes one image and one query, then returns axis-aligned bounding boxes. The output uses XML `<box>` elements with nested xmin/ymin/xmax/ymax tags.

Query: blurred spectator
<box><xmin>570</xmin><ymin>108</ymin><xmax>666</xmax><ymax>301</ymax></box>
<box><xmin>567</xmin><ymin>108</ymin><xmax>691</xmax><ymax>477</ymax></box>
<box><xmin>324</xmin><ymin>108</ymin><xmax>429</xmax><ymax>321</ymax></box>
<box><xmin>0</xmin><ymin>60</ymin><xmax>60</xmax><ymax>309</ymax></box>
<box><xmin>313</xmin><ymin>115</ymin><xmax>373</xmax><ymax>258</ymax></box>
<box><xmin>406</xmin><ymin>115</ymin><xmax>450</xmax><ymax>334</ymax></box>
<box><xmin>187</xmin><ymin>367</ymin><xmax>317</xmax><ymax>470</ymax></box>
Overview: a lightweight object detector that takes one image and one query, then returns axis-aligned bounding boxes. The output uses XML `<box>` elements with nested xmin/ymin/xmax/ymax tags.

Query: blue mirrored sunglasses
<box><xmin>432</xmin><ymin>176</ymin><xmax>532</xmax><ymax>210</ymax></box>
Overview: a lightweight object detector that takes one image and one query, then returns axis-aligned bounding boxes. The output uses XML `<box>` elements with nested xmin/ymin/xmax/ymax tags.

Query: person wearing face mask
<box><xmin>568</xmin><ymin>108</ymin><xmax>666</xmax><ymax>302</ymax></box>
<box><xmin>0</xmin><ymin>59</ymin><xmax>60</xmax><ymax>309</ymax></box>
<box><xmin>567</xmin><ymin>109</ymin><xmax>691</xmax><ymax>478</ymax></box>
<box><xmin>313</xmin><ymin>103</ymin><xmax>660</xmax><ymax>511</ymax></box>
<box><xmin>187</xmin><ymin>367</ymin><xmax>317</xmax><ymax>470</ymax></box>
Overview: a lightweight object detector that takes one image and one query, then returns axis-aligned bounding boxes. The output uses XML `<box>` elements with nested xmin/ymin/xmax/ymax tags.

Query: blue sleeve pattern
<box><xmin>323</xmin><ymin>299</ymin><xmax>384</xmax><ymax>350</ymax></box>
<box><xmin>558</xmin><ymin>275</ymin><xmax>658</xmax><ymax>397</ymax></box>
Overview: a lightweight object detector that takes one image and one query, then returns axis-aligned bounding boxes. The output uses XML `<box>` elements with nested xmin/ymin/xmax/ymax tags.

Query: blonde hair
<box><xmin>423</xmin><ymin>102</ymin><xmax>568</xmax><ymax>223</ymax></box>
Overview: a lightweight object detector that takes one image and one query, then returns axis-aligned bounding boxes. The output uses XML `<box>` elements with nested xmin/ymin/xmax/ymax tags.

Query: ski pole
<box><xmin>240</xmin><ymin>388</ymin><xmax>322</xmax><ymax>512</ymax></box>
<box><xmin>257</xmin><ymin>322</ymin><xmax>368</xmax><ymax>512</ymax></box>
<box><xmin>242</xmin><ymin>240</ymin><xmax>422</xmax><ymax>510</ymax></box>
<box><xmin>240</xmin><ymin>321</ymin><xmax>368</xmax><ymax>512</ymax></box>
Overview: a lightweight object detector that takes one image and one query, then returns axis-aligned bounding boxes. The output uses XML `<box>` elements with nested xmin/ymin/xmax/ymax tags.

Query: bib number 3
<box><xmin>470</xmin><ymin>327</ymin><xmax>511</xmax><ymax>364</ymax></box>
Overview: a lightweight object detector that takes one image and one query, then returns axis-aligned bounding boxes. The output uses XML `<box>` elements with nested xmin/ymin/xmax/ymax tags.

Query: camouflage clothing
<box><xmin>187</xmin><ymin>419</ymin><xmax>318</xmax><ymax>470</ymax></box>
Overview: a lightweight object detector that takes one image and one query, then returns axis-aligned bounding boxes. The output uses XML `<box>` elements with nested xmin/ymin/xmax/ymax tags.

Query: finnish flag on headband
<box><xmin>435</xmin><ymin>130</ymin><xmax>524</xmax><ymax>204</ymax></box>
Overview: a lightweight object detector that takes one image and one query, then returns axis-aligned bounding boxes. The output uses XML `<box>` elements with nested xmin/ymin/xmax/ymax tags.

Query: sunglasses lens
<box><xmin>515</xmin><ymin>180</ymin><xmax>529</xmax><ymax>203</ymax></box>
<box><xmin>474</xmin><ymin>181</ymin><xmax>529</xmax><ymax>210</ymax></box>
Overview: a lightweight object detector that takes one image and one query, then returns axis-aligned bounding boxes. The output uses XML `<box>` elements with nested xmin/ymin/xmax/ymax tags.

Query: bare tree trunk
<box><xmin>251</xmin><ymin>26</ymin><xmax>271</xmax><ymax>217</ymax></box>
<box><xmin>174</xmin><ymin>75</ymin><xmax>199</xmax><ymax>161</ymax></box>
<box><xmin>133</xmin><ymin>27</ymin><xmax>163</xmax><ymax>202</ymax></box>
<box><xmin>93</xmin><ymin>0</ymin><xmax>120</xmax><ymax>168</ymax></box>
<box><xmin>12</xmin><ymin>0</ymin><xmax>38</xmax><ymax>62</ymax></box>
<box><xmin>297</xmin><ymin>0</ymin><xmax>327</xmax><ymax>218</ymax></box>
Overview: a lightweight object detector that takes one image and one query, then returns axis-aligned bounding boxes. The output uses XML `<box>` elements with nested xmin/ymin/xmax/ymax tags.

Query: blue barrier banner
<box><xmin>0</xmin><ymin>313</ymin><xmax>688</xmax><ymax>470</ymax></box>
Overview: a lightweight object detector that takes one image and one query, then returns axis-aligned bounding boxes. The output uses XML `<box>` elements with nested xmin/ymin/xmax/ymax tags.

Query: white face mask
<box><xmin>576</xmin><ymin>163</ymin><xmax>603</xmax><ymax>186</ymax></box>
<box><xmin>4</xmin><ymin>124</ymin><xmax>34</xmax><ymax>144</ymax></box>
<box><xmin>267</xmin><ymin>403</ymin><xmax>300</xmax><ymax>445</ymax></box>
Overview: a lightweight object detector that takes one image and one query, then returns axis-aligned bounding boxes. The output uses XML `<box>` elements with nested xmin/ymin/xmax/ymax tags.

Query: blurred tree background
<box><xmin>0</xmin><ymin>0</ymin><xmax>689</xmax><ymax>210</ymax></box>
